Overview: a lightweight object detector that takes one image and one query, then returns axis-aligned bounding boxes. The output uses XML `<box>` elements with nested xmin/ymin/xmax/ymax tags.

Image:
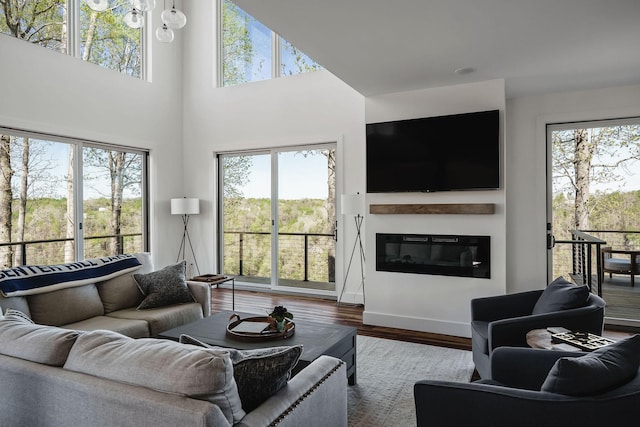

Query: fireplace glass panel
<box><xmin>376</xmin><ymin>233</ymin><xmax>490</xmax><ymax>278</ymax></box>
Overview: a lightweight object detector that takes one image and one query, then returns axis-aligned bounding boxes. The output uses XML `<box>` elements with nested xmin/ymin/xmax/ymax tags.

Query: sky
<box><xmin>239</xmin><ymin>151</ymin><xmax>329</xmax><ymax>200</ymax></box>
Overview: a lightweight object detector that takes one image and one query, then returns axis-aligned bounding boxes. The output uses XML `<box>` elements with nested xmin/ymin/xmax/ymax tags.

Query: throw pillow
<box><xmin>180</xmin><ymin>334</ymin><xmax>303</xmax><ymax>412</ymax></box>
<box><xmin>541</xmin><ymin>334</ymin><xmax>640</xmax><ymax>395</ymax></box>
<box><xmin>532</xmin><ymin>277</ymin><xmax>589</xmax><ymax>315</ymax></box>
<box><xmin>134</xmin><ymin>261</ymin><xmax>195</xmax><ymax>310</ymax></box>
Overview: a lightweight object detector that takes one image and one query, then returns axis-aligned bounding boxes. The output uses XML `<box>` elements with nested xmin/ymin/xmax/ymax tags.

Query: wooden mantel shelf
<box><xmin>369</xmin><ymin>203</ymin><xmax>496</xmax><ymax>215</ymax></box>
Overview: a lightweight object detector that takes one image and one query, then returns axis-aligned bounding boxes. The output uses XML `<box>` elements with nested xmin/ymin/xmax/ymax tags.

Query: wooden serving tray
<box><xmin>226</xmin><ymin>313</ymin><xmax>295</xmax><ymax>342</ymax></box>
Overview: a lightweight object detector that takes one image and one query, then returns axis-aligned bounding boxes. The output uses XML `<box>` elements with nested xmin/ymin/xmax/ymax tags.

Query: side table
<box><xmin>190</xmin><ymin>274</ymin><xmax>236</xmax><ymax>310</ymax></box>
<box><xmin>526</xmin><ymin>329</ymin><xmax>583</xmax><ymax>351</ymax></box>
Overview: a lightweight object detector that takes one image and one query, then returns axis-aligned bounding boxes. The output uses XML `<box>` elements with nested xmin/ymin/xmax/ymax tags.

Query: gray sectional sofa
<box><xmin>0</xmin><ymin>316</ymin><xmax>348</xmax><ymax>427</ymax></box>
<box><xmin>0</xmin><ymin>253</ymin><xmax>210</xmax><ymax>337</ymax></box>
<box><xmin>0</xmin><ymin>254</ymin><xmax>349</xmax><ymax>426</ymax></box>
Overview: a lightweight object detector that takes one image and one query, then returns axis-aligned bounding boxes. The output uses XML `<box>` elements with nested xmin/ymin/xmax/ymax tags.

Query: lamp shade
<box><xmin>341</xmin><ymin>193</ymin><xmax>364</xmax><ymax>215</ymax></box>
<box><xmin>171</xmin><ymin>198</ymin><xmax>200</xmax><ymax>215</ymax></box>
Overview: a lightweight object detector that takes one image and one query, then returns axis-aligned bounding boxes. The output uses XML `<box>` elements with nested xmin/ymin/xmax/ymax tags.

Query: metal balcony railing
<box><xmin>0</xmin><ymin>233</ymin><xmax>143</xmax><ymax>267</ymax></box>
<box><xmin>223</xmin><ymin>230</ymin><xmax>335</xmax><ymax>283</ymax></box>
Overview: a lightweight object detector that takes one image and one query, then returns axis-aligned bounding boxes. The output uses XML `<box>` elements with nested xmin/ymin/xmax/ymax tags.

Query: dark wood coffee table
<box><xmin>158</xmin><ymin>310</ymin><xmax>357</xmax><ymax>385</ymax></box>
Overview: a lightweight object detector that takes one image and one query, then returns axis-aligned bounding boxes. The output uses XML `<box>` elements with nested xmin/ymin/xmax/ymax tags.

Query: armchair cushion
<box><xmin>532</xmin><ymin>277</ymin><xmax>589</xmax><ymax>315</ymax></box>
<box><xmin>541</xmin><ymin>334</ymin><xmax>640</xmax><ymax>395</ymax></box>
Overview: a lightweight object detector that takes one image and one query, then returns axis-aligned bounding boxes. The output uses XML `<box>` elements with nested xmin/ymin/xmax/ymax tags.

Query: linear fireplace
<box><xmin>376</xmin><ymin>233</ymin><xmax>491</xmax><ymax>278</ymax></box>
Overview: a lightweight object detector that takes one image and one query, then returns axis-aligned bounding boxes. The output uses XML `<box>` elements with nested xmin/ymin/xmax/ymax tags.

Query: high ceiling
<box><xmin>232</xmin><ymin>0</ymin><xmax>640</xmax><ymax>98</ymax></box>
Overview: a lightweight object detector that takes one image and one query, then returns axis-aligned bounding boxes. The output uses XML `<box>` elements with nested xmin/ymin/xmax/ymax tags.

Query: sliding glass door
<box><xmin>219</xmin><ymin>144</ymin><xmax>336</xmax><ymax>295</ymax></box>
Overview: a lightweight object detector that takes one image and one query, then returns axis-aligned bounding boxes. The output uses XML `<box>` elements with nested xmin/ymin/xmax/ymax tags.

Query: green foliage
<box><xmin>0</xmin><ymin>0</ymin><xmax>141</xmax><ymax>76</ymax></box>
<box><xmin>80</xmin><ymin>3</ymin><xmax>141</xmax><ymax>77</ymax></box>
<box><xmin>222</xmin><ymin>0</ymin><xmax>254</xmax><ymax>86</ymax></box>
<box><xmin>0</xmin><ymin>0</ymin><xmax>66</xmax><ymax>50</ymax></box>
<box><xmin>223</xmin><ymin>197</ymin><xmax>334</xmax><ymax>282</ymax></box>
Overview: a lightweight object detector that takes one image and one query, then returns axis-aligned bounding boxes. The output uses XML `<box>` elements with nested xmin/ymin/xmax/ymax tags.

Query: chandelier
<box><xmin>84</xmin><ymin>0</ymin><xmax>187</xmax><ymax>43</ymax></box>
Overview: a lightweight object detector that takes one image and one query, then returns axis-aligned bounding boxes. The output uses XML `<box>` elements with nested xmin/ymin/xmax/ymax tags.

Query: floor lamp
<box><xmin>337</xmin><ymin>193</ymin><xmax>365</xmax><ymax>306</ymax></box>
<box><xmin>171</xmin><ymin>197</ymin><xmax>201</xmax><ymax>276</ymax></box>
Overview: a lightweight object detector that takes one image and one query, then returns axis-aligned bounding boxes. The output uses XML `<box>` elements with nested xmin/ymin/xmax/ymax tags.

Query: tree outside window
<box><xmin>0</xmin><ymin>0</ymin><xmax>142</xmax><ymax>78</ymax></box>
<box><xmin>221</xmin><ymin>0</ymin><xmax>321</xmax><ymax>87</ymax></box>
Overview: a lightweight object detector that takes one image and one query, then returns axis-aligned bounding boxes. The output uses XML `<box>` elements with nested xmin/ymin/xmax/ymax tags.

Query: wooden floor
<box><xmin>211</xmin><ymin>287</ymin><xmax>473</xmax><ymax>351</ymax></box>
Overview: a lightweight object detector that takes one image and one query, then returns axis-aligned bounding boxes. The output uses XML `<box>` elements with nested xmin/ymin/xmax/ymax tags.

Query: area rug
<box><xmin>348</xmin><ymin>335</ymin><xmax>474</xmax><ymax>426</ymax></box>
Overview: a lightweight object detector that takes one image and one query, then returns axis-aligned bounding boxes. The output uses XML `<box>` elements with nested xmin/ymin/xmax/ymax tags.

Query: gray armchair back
<box><xmin>470</xmin><ymin>289</ymin><xmax>605</xmax><ymax>379</ymax></box>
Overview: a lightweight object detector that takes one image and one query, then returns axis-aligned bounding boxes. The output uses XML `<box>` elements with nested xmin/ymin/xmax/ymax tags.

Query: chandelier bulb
<box><xmin>156</xmin><ymin>24</ymin><xmax>175</xmax><ymax>43</ymax></box>
<box><xmin>85</xmin><ymin>0</ymin><xmax>109</xmax><ymax>12</ymax></box>
<box><xmin>123</xmin><ymin>8</ymin><xmax>144</xmax><ymax>29</ymax></box>
<box><xmin>161</xmin><ymin>4</ymin><xmax>187</xmax><ymax>29</ymax></box>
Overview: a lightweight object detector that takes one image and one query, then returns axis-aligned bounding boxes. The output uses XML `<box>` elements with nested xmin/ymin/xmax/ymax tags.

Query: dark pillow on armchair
<box><xmin>541</xmin><ymin>334</ymin><xmax>640</xmax><ymax>395</ymax></box>
<box><xmin>532</xmin><ymin>277</ymin><xmax>589</xmax><ymax>315</ymax></box>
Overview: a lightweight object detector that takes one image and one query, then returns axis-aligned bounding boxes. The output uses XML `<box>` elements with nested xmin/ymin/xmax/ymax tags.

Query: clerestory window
<box><xmin>219</xmin><ymin>0</ymin><xmax>322</xmax><ymax>87</ymax></box>
<box><xmin>0</xmin><ymin>0</ymin><xmax>144</xmax><ymax>78</ymax></box>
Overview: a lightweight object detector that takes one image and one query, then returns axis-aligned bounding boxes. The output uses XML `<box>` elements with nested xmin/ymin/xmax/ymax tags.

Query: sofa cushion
<box><xmin>541</xmin><ymin>334</ymin><xmax>640</xmax><ymax>395</ymax></box>
<box><xmin>180</xmin><ymin>334</ymin><xmax>303</xmax><ymax>412</ymax></box>
<box><xmin>134</xmin><ymin>261</ymin><xmax>195</xmax><ymax>310</ymax></box>
<box><xmin>27</xmin><ymin>283</ymin><xmax>105</xmax><ymax>326</ymax></box>
<box><xmin>106</xmin><ymin>302</ymin><xmax>203</xmax><ymax>336</ymax></box>
<box><xmin>64</xmin><ymin>329</ymin><xmax>246</xmax><ymax>424</ymax></box>
<box><xmin>532</xmin><ymin>277</ymin><xmax>589</xmax><ymax>315</ymax></box>
<box><xmin>0</xmin><ymin>312</ymin><xmax>80</xmax><ymax>366</ymax></box>
<box><xmin>97</xmin><ymin>252</ymin><xmax>153</xmax><ymax>313</ymax></box>
<box><xmin>63</xmin><ymin>315</ymin><xmax>151</xmax><ymax>338</ymax></box>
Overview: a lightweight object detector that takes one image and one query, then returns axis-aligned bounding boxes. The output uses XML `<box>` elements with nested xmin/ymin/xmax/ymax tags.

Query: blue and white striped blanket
<box><xmin>0</xmin><ymin>254</ymin><xmax>142</xmax><ymax>297</ymax></box>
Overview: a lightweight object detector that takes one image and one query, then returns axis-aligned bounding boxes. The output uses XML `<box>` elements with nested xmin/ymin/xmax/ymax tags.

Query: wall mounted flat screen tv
<box><xmin>366</xmin><ymin>109</ymin><xmax>500</xmax><ymax>193</ymax></box>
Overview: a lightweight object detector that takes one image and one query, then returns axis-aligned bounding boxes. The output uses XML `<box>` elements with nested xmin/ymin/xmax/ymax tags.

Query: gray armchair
<box><xmin>415</xmin><ymin>345</ymin><xmax>640</xmax><ymax>427</ymax></box>
<box><xmin>471</xmin><ymin>279</ymin><xmax>606</xmax><ymax>379</ymax></box>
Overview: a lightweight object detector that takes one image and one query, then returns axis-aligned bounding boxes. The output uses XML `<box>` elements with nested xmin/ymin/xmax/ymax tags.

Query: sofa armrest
<box><xmin>186</xmin><ymin>281</ymin><xmax>211</xmax><ymax>317</ymax></box>
<box><xmin>236</xmin><ymin>356</ymin><xmax>347</xmax><ymax>427</ymax></box>
<box><xmin>471</xmin><ymin>290</ymin><xmax>542</xmax><ymax>322</ymax></box>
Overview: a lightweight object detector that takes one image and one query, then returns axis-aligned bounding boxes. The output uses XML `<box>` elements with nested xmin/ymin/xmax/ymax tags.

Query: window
<box><xmin>220</xmin><ymin>0</ymin><xmax>322</xmax><ymax>87</ymax></box>
<box><xmin>0</xmin><ymin>128</ymin><xmax>148</xmax><ymax>268</ymax></box>
<box><xmin>0</xmin><ymin>0</ymin><xmax>143</xmax><ymax>78</ymax></box>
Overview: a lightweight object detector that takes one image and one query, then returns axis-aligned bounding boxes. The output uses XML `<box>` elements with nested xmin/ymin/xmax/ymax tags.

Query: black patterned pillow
<box><xmin>179</xmin><ymin>334</ymin><xmax>303</xmax><ymax>412</ymax></box>
<box><xmin>134</xmin><ymin>261</ymin><xmax>195</xmax><ymax>310</ymax></box>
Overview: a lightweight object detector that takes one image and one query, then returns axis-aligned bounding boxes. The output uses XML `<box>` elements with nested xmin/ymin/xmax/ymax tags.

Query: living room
<box><xmin>2</xmin><ymin>1</ymin><xmax>640</xmax><ymax>338</ymax></box>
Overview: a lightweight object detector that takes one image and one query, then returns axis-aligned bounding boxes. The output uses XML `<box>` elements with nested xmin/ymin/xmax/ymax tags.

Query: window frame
<box><xmin>0</xmin><ymin>126</ymin><xmax>149</xmax><ymax>265</ymax></box>
<box><xmin>216</xmin><ymin>0</ymin><xmax>321</xmax><ymax>88</ymax></box>
<box><xmin>0</xmin><ymin>0</ymin><xmax>148</xmax><ymax>80</ymax></box>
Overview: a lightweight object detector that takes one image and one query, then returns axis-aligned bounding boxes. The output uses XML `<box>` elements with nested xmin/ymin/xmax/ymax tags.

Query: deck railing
<box><xmin>0</xmin><ymin>233</ymin><xmax>143</xmax><ymax>267</ymax></box>
<box><xmin>223</xmin><ymin>230</ymin><xmax>335</xmax><ymax>283</ymax></box>
<box><xmin>553</xmin><ymin>230</ymin><xmax>606</xmax><ymax>295</ymax></box>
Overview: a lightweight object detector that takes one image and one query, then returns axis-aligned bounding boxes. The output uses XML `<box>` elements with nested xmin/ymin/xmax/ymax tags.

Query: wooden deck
<box><xmin>601</xmin><ymin>275</ymin><xmax>640</xmax><ymax>322</ymax></box>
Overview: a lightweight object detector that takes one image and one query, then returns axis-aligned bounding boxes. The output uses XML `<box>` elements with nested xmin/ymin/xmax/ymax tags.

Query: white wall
<box><xmin>181</xmin><ymin>2</ymin><xmax>365</xmax><ymax>277</ymax></box>
<box><xmin>506</xmin><ymin>83</ymin><xmax>640</xmax><ymax>295</ymax></box>
<box><xmin>363</xmin><ymin>80</ymin><xmax>507</xmax><ymax>337</ymax></box>
<box><xmin>0</xmin><ymin>8</ymin><xmax>184</xmax><ymax>268</ymax></box>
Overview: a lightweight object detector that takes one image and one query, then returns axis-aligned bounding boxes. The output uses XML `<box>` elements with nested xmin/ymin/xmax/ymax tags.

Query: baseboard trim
<box><xmin>363</xmin><ymin>310</ymin><xmax>471</xmax><ymax>338</ymax></box>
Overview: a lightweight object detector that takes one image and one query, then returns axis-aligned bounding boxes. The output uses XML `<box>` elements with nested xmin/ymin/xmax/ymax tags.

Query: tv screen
<box><xmin>366</xmin><ymin>110</ymin><xmax>500</xmax><ymax>193</ymax></box>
